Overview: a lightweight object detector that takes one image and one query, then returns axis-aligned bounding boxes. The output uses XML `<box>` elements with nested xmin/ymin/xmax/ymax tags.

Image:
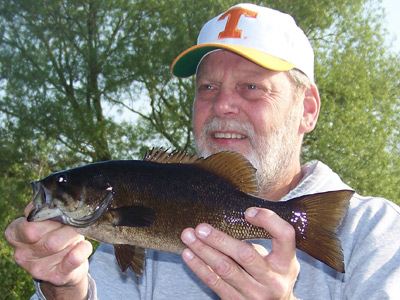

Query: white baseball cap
<box><xmin>171</xmin><ymin>3</ymin><xmax>314</xmax><ymax>82</ymax></box>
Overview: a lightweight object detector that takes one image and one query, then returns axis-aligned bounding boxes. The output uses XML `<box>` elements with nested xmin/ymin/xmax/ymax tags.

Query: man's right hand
<box><xmin>4</xmin><ymin>203</ymin><xmax>93</xmax><ymax>300</ymax></box>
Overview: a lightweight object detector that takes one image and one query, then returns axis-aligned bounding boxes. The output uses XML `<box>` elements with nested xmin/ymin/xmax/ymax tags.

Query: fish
<box><xmin>27</xmin><ymin>148</ymin><xmax>353</xmax><ymax>276</ymax></box>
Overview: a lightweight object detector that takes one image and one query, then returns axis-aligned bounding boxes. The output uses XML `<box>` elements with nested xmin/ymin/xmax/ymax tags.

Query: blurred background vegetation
<box><xmin>1</xmin><ymin>0</ymin><xmax>399</xmax><ymax>298</ymax></box>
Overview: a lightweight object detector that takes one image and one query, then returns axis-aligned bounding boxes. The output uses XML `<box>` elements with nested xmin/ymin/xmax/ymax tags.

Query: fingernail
<box><xmin>182</xmin><ymin>230</ymin><xmax>196</xmax><ymax>244</ymax></box>
<box><xmin>197</xmin><ymin>224</ymin><xmax>211</xmax><ymax>238</ymax></box>
<box><xmin>245</xmin><ymin>208</ymin><xmax>259</xmax><ymax>218</ymax></box>
<box><xmin>182</xmin><ymin>249</ymin><xmax>194</xmax><ymax>260</ymax></box>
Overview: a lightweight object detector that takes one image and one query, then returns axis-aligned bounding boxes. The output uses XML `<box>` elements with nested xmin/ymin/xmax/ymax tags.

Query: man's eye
<box><xmin>247</xmin><ymin>84</ymin><xmax>258</xmax><ymax>90</ymax></box>
<box><xmin>201</xmin><ymin>84</ymin><xmax>213</xmax><ymax>90</ymax></box>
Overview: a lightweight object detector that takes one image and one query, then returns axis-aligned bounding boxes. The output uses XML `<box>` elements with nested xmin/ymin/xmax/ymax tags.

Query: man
<box><xmin>5</xmin><ymin>3</ymin><xmax>400</xmax><ymax>299</ymax></box>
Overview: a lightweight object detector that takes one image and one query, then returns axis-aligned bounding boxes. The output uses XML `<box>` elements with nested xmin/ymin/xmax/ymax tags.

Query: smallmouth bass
<box><xmin>28</xmin><ymin>148</ymin><xmax>353</xmax><ymax>275</ymax></box>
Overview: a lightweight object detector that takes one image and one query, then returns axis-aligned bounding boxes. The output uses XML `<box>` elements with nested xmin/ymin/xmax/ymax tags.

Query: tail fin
<box><xmin>289</xmin><ymin>190</ymin><xmax>353</xmax><ymax>273</ymax></box>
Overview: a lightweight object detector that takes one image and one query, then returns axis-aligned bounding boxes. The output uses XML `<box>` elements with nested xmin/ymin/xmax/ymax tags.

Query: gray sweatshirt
<box><xmin>32</xmin><ymin>161</ymin><xmax>400</xmax><ymax>299</ymax></box>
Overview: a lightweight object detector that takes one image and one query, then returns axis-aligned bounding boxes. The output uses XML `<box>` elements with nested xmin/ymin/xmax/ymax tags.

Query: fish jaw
<box><xmin>31</xmin><ymin>180</ymin><xmax>51</xmax><ymax>206</ymax></box>
<box><xmin>27</xmin><ymin>203</ymin><xmax>67</xmax><ymax>223</ymax></box>
<box><xmin>27</xmin><ymin>181</ymin><xmax>69</xmax><ymax>224</ymax></box>
<box><xmin>27</xmin><ymin>181</ymin><xmax>114</xmax><ymax>228</ymax></box>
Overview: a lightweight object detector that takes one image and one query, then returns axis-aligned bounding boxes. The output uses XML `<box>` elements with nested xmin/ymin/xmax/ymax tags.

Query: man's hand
<box><xmin>181</xmin><ymin>207</ymin><xmax>300</xmax><ymax>300</ymax></box>
<box><xmin>4</xmin><ymin>203</ymin><xmax>93</xmax><ymax>300</ymax></box>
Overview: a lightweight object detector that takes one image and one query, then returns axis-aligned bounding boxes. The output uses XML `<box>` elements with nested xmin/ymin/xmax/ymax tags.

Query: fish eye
<box><xmin>56</xmin><ymin>174</ymin><xmax>68</xmax><ymax>184</ymax></box>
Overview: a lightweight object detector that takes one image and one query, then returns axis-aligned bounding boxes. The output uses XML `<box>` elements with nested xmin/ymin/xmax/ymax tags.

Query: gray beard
<box><xmin>194</xmin><ymin>112</ymin><xmax>299</xmax><ymax>196</ymax></box>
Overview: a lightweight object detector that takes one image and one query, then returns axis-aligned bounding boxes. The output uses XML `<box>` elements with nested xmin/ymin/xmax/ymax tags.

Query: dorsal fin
<box><xmin>195</xmin><ymin>151</ymin><xmax>258</xmax><ymax>195</ymax></box>
<box><xmin>144</xmin><ymin>148</ymin><xmax>258</xmax><ymax>195</ymax></box>
<box><xmin>143</xmin><ymin>147</ymin><xmax>198</xmax><ymax>164</ymax></box>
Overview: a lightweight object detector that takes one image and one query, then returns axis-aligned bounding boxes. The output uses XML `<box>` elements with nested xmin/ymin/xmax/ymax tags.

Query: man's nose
<box><xmin>213</xmin><ymin>87</ymin><xmax>240</xmax><ymax>117</ymax></box>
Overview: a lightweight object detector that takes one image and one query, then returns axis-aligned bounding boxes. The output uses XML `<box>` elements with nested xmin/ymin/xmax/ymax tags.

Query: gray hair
<box><xmin>287</xmin><ymin>68</ymin><xmax>313</xmax><ymax>95</ymax></box>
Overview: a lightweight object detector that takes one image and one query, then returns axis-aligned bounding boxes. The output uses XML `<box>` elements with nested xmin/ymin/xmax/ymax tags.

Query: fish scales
<box><xmin>78</xmin><ymin>160</ymin><xmax>271</xmax><ymax>251</ymax></box>
<box><xmin>27</xmin><ymin>148</ymin><xmax>353</xmax><ymax>276</ymax></box>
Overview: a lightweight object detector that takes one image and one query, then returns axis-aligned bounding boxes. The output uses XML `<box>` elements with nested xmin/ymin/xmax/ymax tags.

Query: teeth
<box><xmin>214</xmin><ymin>132</ymin><xmax>246</xmax><ymax>139</ymax></box>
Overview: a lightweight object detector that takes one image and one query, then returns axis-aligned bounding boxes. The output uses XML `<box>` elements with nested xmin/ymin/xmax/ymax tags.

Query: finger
<box><xmin>14</xmin><ymin>223</ymin><xmax>84</xmax><ymax>260</ymax></box>
<box><xmin>7</xmin><ymin>218</ymin><xmax>63</xmax><ymax>245</ymax></box>
<box><xmin>38</xmin><ymin>226</ymin><xmax>85</xmax><ymax>257</ymax></box>
<box><xmin>188</xmin><ymin>224</ymin><xmax>270</xmax><ymax>284</ymax></box>
<box><xmin>27</xmin><ymin>241</ymin><xmax>76</xmax><ymax>282</ymax></box>
<box><xmin>5</xmin><ymin>217</ymin><xmax>25</xmax><ymax>245</ymax></box>
<box><xmin>60</xmin><ymin>239</ymin><xmax>92</xmax><ymax>275</ymax></box>
<box><xmin>246</xmin><ymin>208</ymin><xmax>297</xmax><ymax>271</ymax></box>
<box><xmin>181</xmin><ymin>248</ymin><xmax>223</xmax><ymax>289</ymax></box>
<box><xmin>184</xmin><ymin>225</ymin><xmax>249</xmax><ymax>278</ymax></box>
<box><xmin>29</xmin><ymin>238</ymin><xmax>92</xmax><ymax>285</ymax></box>
<box><xmin>12</xmin><ymin>228</ymin><xmax>85</xmax><ymax>273</ymax></box>
<box><xmin>181</xmin><ymin>229</ymin><xmax>242</xmax><ymax>299</ymax></box>
<box><xmin>53</xmin><ymin>239</ymin><xmax>93</xmax><ymax>286</ymax></box>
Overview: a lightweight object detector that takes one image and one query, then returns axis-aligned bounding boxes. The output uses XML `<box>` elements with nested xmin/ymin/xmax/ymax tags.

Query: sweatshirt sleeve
<box><xmin>341</xmin><ymin>196</ymin><xmax>400</xmax><ymax>299</ymax></box>
<box><xmin>30</xmin><ymin>274</ymin><xmax>98</xmax><ymax>300</ymax></box>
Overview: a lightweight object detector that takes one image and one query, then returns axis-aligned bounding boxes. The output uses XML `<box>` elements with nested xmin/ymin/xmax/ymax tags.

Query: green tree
<box><xmin>0</xmin><ymin>135</ymin><xmax>56</xmax><ymax>298</ymax></box>
<box><xmin>0</xmin><ymin>0</ymin><xmax>148</xmax><ymax>163</ymax></box>
<box><xmin>303</xmin><ymin>1</ymin><xmax>400</xmax><ymax>201</ymax></box>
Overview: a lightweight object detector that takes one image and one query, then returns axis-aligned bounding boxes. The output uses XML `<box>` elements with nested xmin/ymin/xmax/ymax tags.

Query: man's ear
<box><xmin>300</xmin><ymin>83</ymin><xmax>320</xmax><ymax>134</ymax></box>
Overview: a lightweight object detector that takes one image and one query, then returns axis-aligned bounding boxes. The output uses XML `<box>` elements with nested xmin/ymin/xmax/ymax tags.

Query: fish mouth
<box><xmin>27</xmin><ymin>181</ymin><xmax>114</xmax><ymax>228</ymax></box>
<box><xmin>27</xmin><ymin>181</ymin><xmax>64</xmax><ymax>222</ymax></box>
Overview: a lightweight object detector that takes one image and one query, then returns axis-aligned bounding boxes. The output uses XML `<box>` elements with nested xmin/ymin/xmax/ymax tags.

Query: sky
<box><xmin>382</xmin><ymin>0</ymin><xmax>400</xmax><ymax>52</ymax></box>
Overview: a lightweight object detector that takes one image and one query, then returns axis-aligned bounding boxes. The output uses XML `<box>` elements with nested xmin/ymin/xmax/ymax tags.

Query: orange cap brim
<box><xmin>171</xmin><ymin>43</ymin><xmax>295</xmax><ymax>78</ymax></box>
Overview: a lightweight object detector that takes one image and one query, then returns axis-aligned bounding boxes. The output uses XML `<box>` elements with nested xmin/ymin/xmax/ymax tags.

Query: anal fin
<box><xmin>114</xmin><ymin>244</ymin><xmax>146</xmax><ymax>276</ymax></box>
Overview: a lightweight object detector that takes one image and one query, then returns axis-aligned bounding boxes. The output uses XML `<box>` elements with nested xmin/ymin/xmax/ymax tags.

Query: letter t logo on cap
<box><xmin>218</xmin><ymin>7</ymin><xmax>258</xmax><ymax>40</ymax></box>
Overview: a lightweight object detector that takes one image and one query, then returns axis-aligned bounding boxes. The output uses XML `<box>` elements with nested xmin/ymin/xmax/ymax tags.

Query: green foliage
<box><xmin>0</xmin><ymin>0</ymin><xmax>399</xmax><ymax>298</ymax></box>
<box><xmin>303</xmin><ymin>1</ymin><xmax>400</xmax><ymax>201</ymax></box>
<box><xmin>0</xmin><ymin>159</ymin><xmax>49</xmax><ymax>299</ymax></box>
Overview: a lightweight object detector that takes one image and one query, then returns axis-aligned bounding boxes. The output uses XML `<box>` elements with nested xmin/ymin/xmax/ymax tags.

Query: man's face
<box><xmin>193</xmin><ymin>50</ymin><xmax>304</xmax><ymax>194</ymax></box>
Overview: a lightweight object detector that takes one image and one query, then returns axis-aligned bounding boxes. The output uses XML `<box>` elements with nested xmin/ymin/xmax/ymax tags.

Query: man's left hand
<box><xmin>181</xmin><ymin>207</ymin><xmax>300</xmax><ymax>300</ymax></box>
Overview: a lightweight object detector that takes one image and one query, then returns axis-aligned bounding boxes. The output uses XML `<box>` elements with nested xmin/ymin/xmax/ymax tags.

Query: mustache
<box><xmin>201</xmin><ymin>118</ymin><xmax>255</xmax><ymax>139</ymax></box>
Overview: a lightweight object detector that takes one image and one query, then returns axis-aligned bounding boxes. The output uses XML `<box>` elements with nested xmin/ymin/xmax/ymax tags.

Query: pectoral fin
<box><xmin>114</xmin><ymin>244</ymin><xmax>146</xmax><ymax>276</ymax></box>
<box><xmin>108</xmin><ymin>205</ymin><xmax>156</xmax><ymax>227</ymax></box>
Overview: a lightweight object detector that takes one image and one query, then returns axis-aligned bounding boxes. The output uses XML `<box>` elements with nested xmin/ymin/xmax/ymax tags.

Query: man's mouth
<box><xmin>213</xmin><ymin>132</ymin><xmax>247</xmax><ymax>139</ymax></box>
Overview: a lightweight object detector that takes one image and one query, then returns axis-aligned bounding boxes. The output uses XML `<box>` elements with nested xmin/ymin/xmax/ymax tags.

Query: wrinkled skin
<box><xmin>5</xmin><ymin>203</ymin><xmax>92</xmax><ymax>300</ymax></box>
